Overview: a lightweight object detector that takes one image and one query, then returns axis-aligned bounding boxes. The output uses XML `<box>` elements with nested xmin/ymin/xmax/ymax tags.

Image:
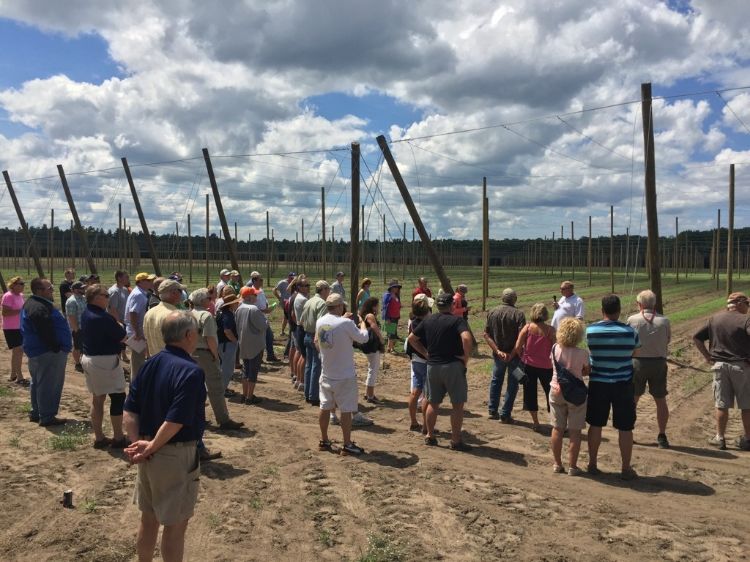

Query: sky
<box><xmin>0</xmin><ymin>0</ymin><xmax>749</xmax><ymax>244</ymax></box>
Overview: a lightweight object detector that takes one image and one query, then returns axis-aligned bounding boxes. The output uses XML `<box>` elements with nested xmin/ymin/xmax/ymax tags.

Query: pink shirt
<box><xmin>522</xmin><ymin>329</ymin><xmax>554</xmax><ymax>369</ymax></box>
<box><xmin>550</xmin><ymin>345</ymin><xmax>589</xmax><ymax>394</ymax></box>
<box><xmin>1</xmin><ymin>292</ymin><xmax>24</xmax><ymax>330</ymax></box>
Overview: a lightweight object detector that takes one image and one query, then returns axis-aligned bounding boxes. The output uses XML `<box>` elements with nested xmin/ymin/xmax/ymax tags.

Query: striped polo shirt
<box><xmin>586</xmin><ymin>320</ymin><xmax>640</xmax><ymax>383</ymax></box>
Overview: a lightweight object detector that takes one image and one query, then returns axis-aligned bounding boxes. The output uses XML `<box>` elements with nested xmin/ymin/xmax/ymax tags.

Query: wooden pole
<box><xmin>675</xmin><ymin>217</ymin><xmax>679</xmax><ymax>283</ymax></box>
<box><xmin>122</xmin><ymin>158</ymin><xmax>161</xmax><ymax>276</ymax></box>
<box><xmin>716</xmin><ymin>208</ymin><xmax>721</xmax><ymax>291</ymax></box>
<box><xmin>3</xmin><ymin>170</ymin><xmax>46</xmax><ymax>278</ymax></box>
<box><xmin>570</xmin><ymin>220</ymin><xmax>575</xmax><ymax>280</ymax></box>
<box><xmin>116</xmin><ymin>203</ymin><xmax>121</xmax><ymax>270</ymax></box>
<box><xmin>727</xmin><ymin>164</ymin><xmax>735</xmax><ymax>295</ymax></box>
<box><xmin>202</xmin><ymin>148</ymin><xmax>241</xmax><ymax>284</ymax></box>
<box><xmin>402</xmin><ymin>222</ymin><xmax>407</xmax><ymax>282</ymax></box>
<box><xmin>266</xmin><ymin>211</ymin><xmax>271</xmax><ymax>282</ymax></box>
<box><xmin>361</xmin><ymin>205</ymin><xmax>365</xmax><ymax>273</ymax></box>
<box><xmin>187</xmin><ymin>214</ymin><xmax>193</xmax><ymax>282</ymax></box>
<box><xmin>610</xmin><ymin>205</ymin><xmax>614</xmax><ymax>293</ymax></box>
<box><xmin>482</xmin><ymin>177</ymin><xmax>488</xmax><ymax>311</ymax></box>
<box><xmin>57</xmin><ymin>165</ymin><xmax>96</xmax><ymax>274</ymax></box>
<box><xmin>376</xmin><ymin>135</ymin><xmax>453</xmax><ymax>294</ymax></box>
<box><xmin>205</xmin><ymin>194</ymin><xmax>209</xmax><ymax>286</ymax></box>
<box><xmin>321</xmin><ymin>187</ymin><xmax>326</xmax><ymax>279</ymax></box>
<box><xmin>49</xmin><ymin>209</ymin><xmax>54</xmax><ymax>283</ymax></box>
<box><xmin>301</xmin><ymin>219</ymin><xmax>306</xmax><ymax>274</ymax></box>
<box><xmin>382</xmin><ymin>213</ymin><xmax>386</xmax><ymax>283</ymax></box>
<box><xmin>641</xmin><ymin>82</ymin><xmax>663</xmax><ymax>313</ymax></box>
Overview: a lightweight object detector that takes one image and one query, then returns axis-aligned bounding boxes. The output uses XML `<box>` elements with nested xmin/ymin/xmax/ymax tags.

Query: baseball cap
<box><xmin>72</xmin><ymin>281</ymin><xmax>86</xmax><ymax>290</ymax></box>
<box><xmin>413</xmin><ymin>293</ymin><xmax>435</xmax><ymax>308</ymax></box>
<box><xmin>158</xmin><ymin>279</ymin><xmax>186</xmax><ymax>294</ymax></box>
<box><xmin>220</xmin><ymin>268</ymin><xmax>231</xmax><ymax>276</ymax></box>
<box><xmin>230</xmin><ymin>270</ymin><xmax>239</xmax><ymax>276</ymax></box>
<box><xmin>240</xmin><ymin>286</ymin><xmax>259</xmax><ymax>298</ymax></box>
<box><xmin>288</xmin><ymin>271</ymin><xmax>296</xmax><ymax>277</ymax></box>
<box><xmin>436</xmin><ymin>292</ymin><xmax>453</xmax><ymax>307</ymax></box>
<box><xmin>326</xmin><ymin>293</ymin><xmax>344</xmax><ymax>307</ymax></box>
<box><xmin>135</xmin><ymin>272</ymin><xmax>151</xmax><ymax>282</ymax></box>
<box><xmin>727</xmin><ymin>292</ymin><xmax>748</xmax><ymax>305</ymax></box>
<box><xmin>250</xmin><ymin>271</ymin><xmax>261</xmax><ymax>279</ymax></box>
<box><xmin>316</xmin><ymin>280</ymin><xmax>330</xmax><ymax>291</ymax></box>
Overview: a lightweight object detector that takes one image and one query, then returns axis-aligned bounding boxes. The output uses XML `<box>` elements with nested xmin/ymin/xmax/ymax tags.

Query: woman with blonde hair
<box><xmin>513</xmin><ymin>303</ymin><xmax>555</xmax><ymax>431</ymax></box>
<box><xmin>549</xmin><ymin>317</ymin><xmax>590</xmax><ymax>476</ymax></box>
<box><xmin>2</xmin><ymin>276</ymin><xmax>28</xmax><ymax>385</ymax></box>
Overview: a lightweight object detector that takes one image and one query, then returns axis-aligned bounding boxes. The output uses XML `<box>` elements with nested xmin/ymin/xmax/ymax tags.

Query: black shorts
<box><xmin>72</xmin><ymin>330</ymin><xmax>83</xmax><ymax>352</ymax></box>
<box><xmin>586</xmin><ymin>380</ymin><xmax>636</xmax><ymax>431</ymax></box>
<box><xmin>3</xmin><ymin>329</ymin><xmax>22</xmax><ymax>349</ymax></box>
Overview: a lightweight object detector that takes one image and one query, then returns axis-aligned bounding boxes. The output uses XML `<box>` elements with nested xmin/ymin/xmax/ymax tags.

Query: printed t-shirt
<box><xmin>315</xmin><ymin>313</ymin><xmax>368</xmax><ymax>380</ymax></box>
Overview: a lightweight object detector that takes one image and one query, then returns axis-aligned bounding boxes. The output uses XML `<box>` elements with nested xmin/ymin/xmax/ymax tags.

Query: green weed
<box><xmin>0</xmin><ymin>386</ymin><xmax>11</xmax><ymax>398</ymax></box>
<box><xmin>249</xmin><ymin>497</ymin><xmax>262</xmax><ymax>510</ymax></box>
<box><xmin>47</xmin><ymin>423</ymin><xmax>89</xmax><ymax>451</ymax></box>
<box><xmin>16</xmin><ymin>403</ymin><xmax>32</xmax><ymax>414</ymax></box>
<box><xmin>9</xmin><ymin>435</ymin><xmax>20</xmax><ymax>448</ymax></box>
<box><xmin>357</xmin><ymin>533</ymin><xmax>404</xmax><ymax>562</ymax></box>
<box><xmin>207</xmin><ymin>513</ymin><xmax>221</xmax><ymax>529</ymax></box>
<box><xmin>683</xmin><ymin>371</ymin><xmax>712</xmax><ymax>395</ymax></box>
<box><xmin>81</xmin><ymin>498</ymin><xmax>98</xmax><ymax>514</ymax></box>
<box><xmin>319</xmin><ymin>529</ymin><xmax>335</xmax><ymax>547</ymax></box>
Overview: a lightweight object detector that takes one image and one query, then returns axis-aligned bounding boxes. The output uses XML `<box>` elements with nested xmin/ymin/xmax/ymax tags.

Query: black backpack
<box><xmin>551</xmin><ymin>344</ymin><xmax>588</xmax><ymax>406</ymax></box>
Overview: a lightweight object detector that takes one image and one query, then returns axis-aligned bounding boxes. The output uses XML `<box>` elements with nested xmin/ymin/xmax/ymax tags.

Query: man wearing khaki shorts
<box><xmin>627</xmin><ymin>290</ymin><xmax>671</xmax><ymax>449</ymax></box>
<box><xmin>124</xmin><ymin>312</ymin><xmax>207</xmax><ymax>562</ymax></box>
<box><xmin>693</xmin><ymin>292</ymin><xmax>750</xmax><ymax>451</ymax></box>
<box><xmin>315</xmin><ymin>293</ymin><xmax>369</xmax><ymax>456</ymax></box>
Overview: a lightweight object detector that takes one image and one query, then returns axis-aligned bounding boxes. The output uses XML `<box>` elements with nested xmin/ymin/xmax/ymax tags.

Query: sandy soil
<box><xmin>0</xmin><ymin>316</ymin><xmax>748</xmax><ymax>562</ymax></box>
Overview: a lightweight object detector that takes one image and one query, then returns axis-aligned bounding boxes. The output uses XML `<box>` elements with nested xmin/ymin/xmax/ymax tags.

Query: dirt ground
<box><xmin>0</xmin><ymin>314</ymin><xmax>749</xmax><ymax>562</ymax></box>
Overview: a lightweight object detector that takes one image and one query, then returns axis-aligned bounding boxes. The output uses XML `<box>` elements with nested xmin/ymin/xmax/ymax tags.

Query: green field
<box><xmin>5</xmin><ymin>262</ymin><xmax>746</xmax><ymax>334</ymax></box>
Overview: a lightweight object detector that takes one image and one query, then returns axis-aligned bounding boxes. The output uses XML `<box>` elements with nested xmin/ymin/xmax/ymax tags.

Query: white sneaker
<box><xmin>352</xmin><ymin>412</ymin><xmax>374</xmax><ymax>427</ymax></box>
<box><xmin>330</xmin><ymin>413</ymin><xmax>340</xmax><ymax>425</ymax></box>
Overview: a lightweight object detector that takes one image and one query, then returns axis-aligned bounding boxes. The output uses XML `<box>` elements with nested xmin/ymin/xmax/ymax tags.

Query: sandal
<box><xmin>409</xmin><ymin>422</ymin><xmax>422</xmax><ymax>432</ymax></box>
<box><xmin>553</xmin><ymin>464</ymin><xmax>565</xmax><ymax>474</ymax></box>
<box><xmin>318</xmin><ymin>439</ymin><xmax>333</xmax><ymax>451</ymax></box>
<box><xmin>15</xmin><ymin>378</ymin><xmax>30</xmax><ymax>387</ymax></box>
<box><xmin>424</xmin><ymin>436</ymin><xmax>438</xmax><ymax>446</ymax></box>
<box><xmin>93</xmin><ymin>438</ymin><xmax>113</xmax><ymax>449</ymax></box>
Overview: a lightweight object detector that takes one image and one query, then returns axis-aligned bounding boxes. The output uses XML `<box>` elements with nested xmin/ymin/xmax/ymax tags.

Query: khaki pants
<box><xmin>193</xmin><ymin>350</ymin><xmax>230</xmax><ymax>425</ymax></box>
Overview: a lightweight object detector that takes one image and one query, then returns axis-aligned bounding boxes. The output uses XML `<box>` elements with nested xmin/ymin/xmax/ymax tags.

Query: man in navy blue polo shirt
<box><xmin>124</xmin><ymin>311</ymin><xmax>206</xmax><ymax>562</ymax></box>
<box><xmin>586</xmin><ymin>294</ymin><xmax>641</xmax><ymax>481</ymax></box>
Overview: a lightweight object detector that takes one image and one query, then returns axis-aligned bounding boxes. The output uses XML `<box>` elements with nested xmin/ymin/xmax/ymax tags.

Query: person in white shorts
<box><xmin>315</xmin><ymin>293</ymin><xmax>369</xmax><ymax>455</ymax></box>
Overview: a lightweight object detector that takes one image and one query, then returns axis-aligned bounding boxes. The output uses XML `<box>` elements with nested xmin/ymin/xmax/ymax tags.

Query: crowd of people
<box><xmin>2</xmin><ymin>268</ymin><xmax>750</xmax><ymax>561</ymax></box>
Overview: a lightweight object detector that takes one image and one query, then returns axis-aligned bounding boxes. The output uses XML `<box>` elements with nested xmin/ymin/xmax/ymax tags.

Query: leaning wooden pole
<box><xmin>727</xmin><ymin>164</ymin><xmax>735</xmax><ymax>295</ymax></box>
<box><xmin>350</xmin><ymin>143</ymin><xmax>360</xmax><ymax>311</ymax></box>
<box><xmin>122</xmin><ymin>158</ymin><xmax>161</xmax><ymax>276</ymax></box>
<box><xmin>376</xmin><ymin>135</ymin><xmax>453</xmax><ymax>294</ymax></box>
<box><xmin>203</xmin><ymin>148</ymin><xmax>241</xmax><ymax>285</ymax></box>
<box><xmin>49</xmin><ymin>209</ymin><xmax>54</xmax><ymax>283</ymax></box>
<box><xmin>266</xmin><ymin>211</ymin><xmax>271</xmax><ymax>282</ymax></box>
<box><xmin>3</xmin><ymin>170</ymin><xmax>46</xmax><ymax>278</ymax></box>
<box><xmin>57</xmin><ymin>164</ymin><xmax>97</xmax><ymax>275</ymax></box>
<box><xmin>641</xmin><ymin>82</ymin><xmax>663</xmax><ymax>313</ymax></box>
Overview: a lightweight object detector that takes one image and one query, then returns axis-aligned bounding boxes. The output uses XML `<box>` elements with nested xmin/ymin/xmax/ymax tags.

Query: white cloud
<box><xmin>0</xmin><ymin>0</ymin><xmax>748</xmax><ymax>242</ymax></box>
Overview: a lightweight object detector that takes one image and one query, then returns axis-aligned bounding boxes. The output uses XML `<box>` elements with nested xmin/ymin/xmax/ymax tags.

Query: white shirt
<box><xmin>551</xmin><ymin>293</ymin><xmax>585</xmax><ymax>329</ymax></box>
<box><xmin>315</xmin><ymin>313</ymin><xmax>368</xmax><ymax>380</ymax></box>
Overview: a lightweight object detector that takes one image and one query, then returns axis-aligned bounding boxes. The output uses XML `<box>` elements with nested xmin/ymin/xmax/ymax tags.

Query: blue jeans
<box><xmin>488</xmin><ymin>355</ymin><xmax>520</xmax><ymax>417</ymax></box>
<box><xmin>265</xmin><ymin>325</ymin><xmax>277</xmax><ymax>359</ymax></box>
<box><xmin>303</xmin><ymin>332</ymin><xmax>321</xmax><ymax>402</ymax></box>
<box><xmin>28</xmin><ymin>351</ymin><xmax>68</xmax><ymax>423</ymax></box>
<box><xmin>219</xmin><ymin>341</ymin><xmax>238</xmax><ymax>389</ymax></box>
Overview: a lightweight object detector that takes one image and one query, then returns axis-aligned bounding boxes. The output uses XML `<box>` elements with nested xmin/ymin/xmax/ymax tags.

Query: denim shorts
<box><xmin>242</xmin><ymin>352</ymin><xmax>263</xmax><ymax>382</ymax></box>
<box><xmin>411</xmin><ymin>361</ymin><xmax>427</xmax><ymax>392</ymax></box>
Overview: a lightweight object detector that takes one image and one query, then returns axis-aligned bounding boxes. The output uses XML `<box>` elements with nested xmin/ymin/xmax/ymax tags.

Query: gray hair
<box><xmin>162</xmin><ymin>311</ymin><xmax>197</xmax><ymax>344</ymax></box>
<box><xmin>189</xmin><ymin>288</ymin><xmax>211</xmax><ymax>308</ymax></box>
<box><xmin>636</xmin><ymin>290</ymin><xmax>656</xmax><ymax>309</ymax></box>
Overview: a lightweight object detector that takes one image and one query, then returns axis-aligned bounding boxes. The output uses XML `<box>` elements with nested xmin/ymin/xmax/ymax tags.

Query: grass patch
<box><xmin>683</xmin><ymin>371</ymin><xmax>712</xmax><ymax>395</ymax></box>
<box><xmin>81</xmin><ymin>498</ymin><xmax>98</xmax><ymax>514</ymax></box>
<box><xmin>319</xmin><ymin>529</ymin><xmax>335</xmax><ymax>548</ymax></box>
<box><xmin>47</xmin><ymin>423</ymin><xmax>89</xmax><ymax>451</ymax></box>
<box><xmin>357</xmin><ymin>533</ymin><xmax>404</xmax><ymax>562</ymax></box>
<box><xmin>264</xmin><ymin>465</ymin><xmax>279</xmax><ymax>476</ymax></box>
<box><xmin>16</xmin><ymin>403</ymin><xmax>32</xmax><ymax>414</ymax></box>
<box><xmin>0</xmin><ymin>386</ymin><xmax>11</xmax><ymax>398</ymax></box>
<box><xmin>249</xmin><ymin>496</ymin><xmax>262</xmax><ymax>510</ymax></box>
<box><xmin>9</xmin><ymin>435</ymin><xmax>20</xmax><ymax>448</ymax></box>
<box><xmin>207</xmin><ymin>513</ymin><xmax>221</xmax><ymax>529</ymax></box>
